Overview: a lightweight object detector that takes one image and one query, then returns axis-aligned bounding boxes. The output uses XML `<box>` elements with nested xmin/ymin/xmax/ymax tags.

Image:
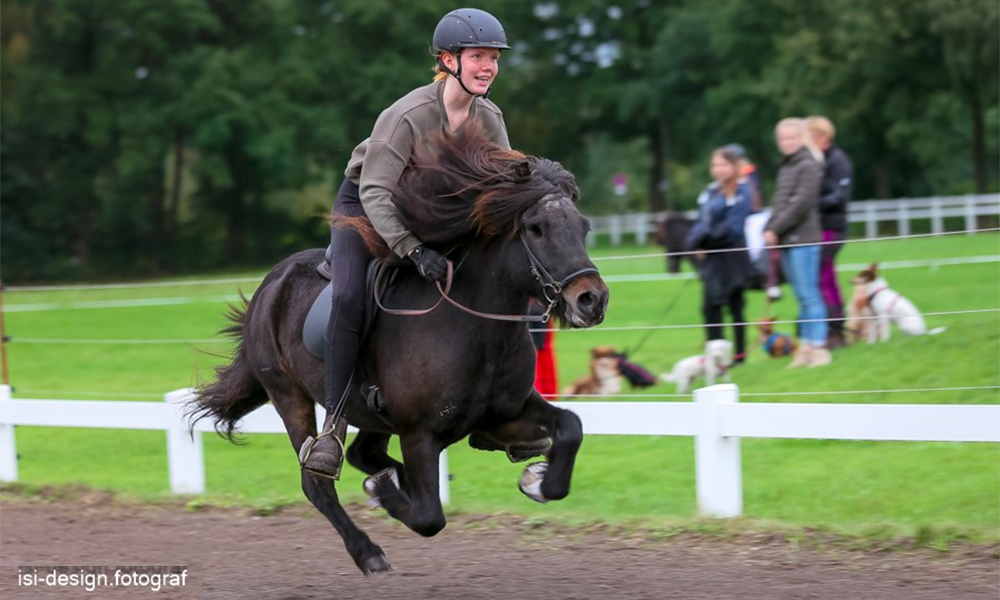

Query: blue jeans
<box><xmin>780</xmin><ymin>245</ymin><xmax>827</xmax><ymax>345</ymax></box>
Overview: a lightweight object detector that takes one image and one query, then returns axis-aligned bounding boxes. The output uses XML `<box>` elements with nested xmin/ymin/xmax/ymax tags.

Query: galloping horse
<box><xmin>188</xmin><ymin>127</ymin><xmax>609</xmax><ymax>576</ymax></box>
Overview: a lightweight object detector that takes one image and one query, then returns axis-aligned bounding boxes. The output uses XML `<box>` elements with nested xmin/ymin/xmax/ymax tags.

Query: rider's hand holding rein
<box><xmin>408</xmin><ymin>245</ymin><xmax>450</xmax><ymax>283</ymax></box>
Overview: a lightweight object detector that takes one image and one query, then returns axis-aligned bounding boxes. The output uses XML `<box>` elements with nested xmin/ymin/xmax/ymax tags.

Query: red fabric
<box><xmin>533</xmin><ymin>327</ymin><xmax>558</xmax><ymax>400</ymax></box>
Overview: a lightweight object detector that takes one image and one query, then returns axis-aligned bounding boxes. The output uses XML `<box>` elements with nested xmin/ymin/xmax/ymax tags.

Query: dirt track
<box><xmin>1</xmin><ymin>495</ymin><xmax>997</xmax><ymax>600</ymax></box>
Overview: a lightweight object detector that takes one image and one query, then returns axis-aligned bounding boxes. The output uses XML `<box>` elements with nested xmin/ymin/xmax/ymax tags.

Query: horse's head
<box><xmin>518</xmin><ymin>186</ymin><xmax>608</xmax><ymax>328</ymax></box>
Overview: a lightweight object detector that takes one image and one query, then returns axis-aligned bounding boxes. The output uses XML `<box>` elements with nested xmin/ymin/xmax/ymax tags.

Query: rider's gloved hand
<box><xmin>408</xmin><ymin>245</ymin><xmax>449</xmax><ymax>283</ymax></box>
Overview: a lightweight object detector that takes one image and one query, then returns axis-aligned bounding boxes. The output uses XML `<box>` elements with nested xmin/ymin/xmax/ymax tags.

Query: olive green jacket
<box><xmin>345</xmin><ymin>81</ymin><xmax>510</xmax><ymax>257</ymax></box>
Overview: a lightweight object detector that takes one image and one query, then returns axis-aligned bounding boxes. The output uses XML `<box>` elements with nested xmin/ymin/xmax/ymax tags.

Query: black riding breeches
<box><xmin>325</xmin><ymin>179</ymin><xmax>374</xmax><ymax>413</ymax></box>
<box><xmin>703</xmin><ymin>289</ymin><xmax>746</xmax><ymax>358</ymax></box>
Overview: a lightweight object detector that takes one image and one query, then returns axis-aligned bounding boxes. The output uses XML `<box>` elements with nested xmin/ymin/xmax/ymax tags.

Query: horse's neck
<box><xmin>451</xmin><ymin>244</ymin><xmax>531</xmax><ymax>316</ymax></box>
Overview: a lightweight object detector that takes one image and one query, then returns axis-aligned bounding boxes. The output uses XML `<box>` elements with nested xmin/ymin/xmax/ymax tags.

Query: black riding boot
<box><xmin>300</xmin><ymin>334</ymin><xmax>352</xmax><ymax>478</ymax></box>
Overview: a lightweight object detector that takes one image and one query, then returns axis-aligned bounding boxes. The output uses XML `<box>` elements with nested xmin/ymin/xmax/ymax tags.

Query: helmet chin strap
<box><xmin>437</xmin><ymin>50</ymin><xmax>492</xmax><ymax>98</ymax></box>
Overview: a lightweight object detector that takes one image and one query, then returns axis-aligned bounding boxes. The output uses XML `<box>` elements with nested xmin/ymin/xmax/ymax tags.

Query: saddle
<box><xmin>302</xmin><ymin>246</ymin><xmax>397</xmax><ymax>412</ymax></box>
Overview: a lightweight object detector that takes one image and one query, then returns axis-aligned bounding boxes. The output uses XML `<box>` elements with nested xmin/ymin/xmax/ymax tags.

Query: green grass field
<box><xmin>4</xmin><ymin>233</ymin><xmax>999</xmax><ymax>544</ymax></box>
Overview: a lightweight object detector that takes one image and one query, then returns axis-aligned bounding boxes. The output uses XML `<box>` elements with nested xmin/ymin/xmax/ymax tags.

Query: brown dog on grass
<box><xmin>562</xmin><ymin>346</ymin><xmax>623</xmax><ymax>397</ymax></box>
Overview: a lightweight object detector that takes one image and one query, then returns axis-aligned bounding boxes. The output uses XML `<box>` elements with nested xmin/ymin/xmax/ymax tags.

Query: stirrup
<box><xmin>299</xmin><ymin>416</ymin><xmax>347</xmax><ymax>480</ymax></box>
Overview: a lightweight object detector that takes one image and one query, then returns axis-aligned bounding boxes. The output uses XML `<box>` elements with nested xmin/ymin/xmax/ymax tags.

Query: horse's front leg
<box><xmin>476</xmin><ymin>390</ymin><xmax>583</xmax><ymax>502</ymax></box>
<box><xmin>365</xmin><ymin>431</ymin><xmax>446</xmax><ymax>537</ymax></box>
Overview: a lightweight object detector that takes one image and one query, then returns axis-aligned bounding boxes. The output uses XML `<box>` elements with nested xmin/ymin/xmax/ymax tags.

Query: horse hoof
<box><xmin>361</xmin><ymin>552</ymin><xmax>392</xmax><ymax>578</ymax></box>
<box><xmin>363</xmin><ymin>467</ymin><xmax>400</xmax><ymax>509</ymax></box>
<box><xmin>518</xmin><ymin>462</ymin><xmax>549</xmax><ymax>504</ymax></box>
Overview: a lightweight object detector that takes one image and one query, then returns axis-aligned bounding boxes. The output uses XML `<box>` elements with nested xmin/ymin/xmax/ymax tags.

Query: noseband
<box><xmin>520</xmin><ymin>232</ymin><xmax>599</xmax><ymax>322</ymax></box>
<box><xmin>374</xmin><ymin>231</ymin><xmax>598</xmax><ymax>324</ymax></box>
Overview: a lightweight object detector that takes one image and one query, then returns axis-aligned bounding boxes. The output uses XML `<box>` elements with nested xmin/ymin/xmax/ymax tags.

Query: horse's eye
<box><xmin>528</xmin><ymin>224</ymin><xmax>543</xmax><ymax>237</ymax></box>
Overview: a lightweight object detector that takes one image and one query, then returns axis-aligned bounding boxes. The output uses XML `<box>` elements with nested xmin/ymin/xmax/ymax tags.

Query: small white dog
<box><xmin>660</xmin><ymin>339</ymin><xmax>734</xmax><ymax>394</ymax></box>
<box><xmin>850</xmin><ymin>263</ymin><xmax>944</xmax><ymax>342</ymax></box>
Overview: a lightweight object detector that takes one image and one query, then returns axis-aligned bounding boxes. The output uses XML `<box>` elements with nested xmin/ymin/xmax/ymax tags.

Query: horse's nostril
<box><xmin>578</xmin><ymin>292</ymin><xmax>595</xmax><ymax>310</ymax></box>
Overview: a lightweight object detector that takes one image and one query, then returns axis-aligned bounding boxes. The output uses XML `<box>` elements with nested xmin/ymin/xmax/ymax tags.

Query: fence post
<box><xmin>0</xmin><ymin>385</ymin><xmax>17</xmax><ymax>482</ymax></box>
<box><xmin>897</xmin><ymin>199</ymin><xmax>910</xmax><ymax>237</ymax></box>
<box><xmin>609</xmin><ymin>215</ymin><xmax>622</xmax><ymax>246</ymax></box>
<box><xmin>634</xmin><ymin>213</ymin><xmax>648</xmax><ymax>245</ymax></box>
<box><xmin>438</xmin><ymin>449</ymin><xmax>450</xmax><ymax>506</ymax></box>
<box><xmin>865</xmin><ymin>202</ymin><xmax>878</xmax><ymax>239</ymax></box>
<box><xmin>931</xmin><ymin>198</ymin><xmax>943</xmax><ymax>235</ymax></box>
<box><xmin>694</xmin><ymin>383</ymin><xmax>742</xmax><ymax>518</ymax></box>
<box><xmin>165</xmin><ymin>388</ymin><xmax>205</xmax><ymax>494</ymax></box>
<box><xmin>964</xmin><ymin>195</ymin><xmax>976</xmax><ymax>234</ymax></box>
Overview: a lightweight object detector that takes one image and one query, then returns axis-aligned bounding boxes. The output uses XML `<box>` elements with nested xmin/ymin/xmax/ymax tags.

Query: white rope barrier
<box><xmin>530</xmin><ymin>308</ymin><xmax>1000</xmax><ymax>334</ymax></box>
<box><xmin>603</xmin><ymin>254</ymin><xmax>1000</xmax><ymax>283</ymax></box>
<box><xmin>594</xmin><ymin>227</ymin><xmax>1000</xmax><ymax>262</ymax></box>
<box><xmin>12</xmin><ymin>385</ymin><xmax>998</xmax><ymax>402</ymax></box>
<box><xmin>5</xmin><ymin>227</ymin><xmax>997</xmax><ymax>293</ymax></box>
<box><xmin>11</xmin><ymin>338</ymin><xmax>226</xmax><ymax>345</ymax></box>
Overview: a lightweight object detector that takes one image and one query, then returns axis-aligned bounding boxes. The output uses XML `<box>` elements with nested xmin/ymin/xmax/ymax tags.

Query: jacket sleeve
<box><xmin>358</xmin><ymin>117</ymin><xmax>422</xmax><ymax>258</ymax></box>
<box><xmin>715</xmin><ymin>185</ymin><xmax>753</xmax><ymax>247</ymax></box>
<box><xmin>819</xmin><ymin>150</ymin><xmax>853</xmax><ymax>214</ymax></box>
<box><xmin>765</xmin><ymin>162</ymin><xmax>819</xmax><ymax>237</ymax></box>
<box><xmin>685</xmin><ymin>191</ymin><xmax>710</xmax><ymax>250</ymax></box>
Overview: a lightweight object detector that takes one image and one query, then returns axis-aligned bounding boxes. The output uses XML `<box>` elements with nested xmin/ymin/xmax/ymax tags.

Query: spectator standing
<box><xmin>763</xmin><ymin>118</ymin><xmax>830</xmax><ymax>367</ymax></box>
<box><xmin>807</xmin><ymin>116</ymin><xmax>854</xmax><ymax>349</ymax></box>
<box><xmin>528</xmin><ymin>300</ymin><xmax>559</xmax><ymax>400</ymax></box>
<box><xmin>686</xmin><ymin>147</ymin><xmax>755</xmax><ymax>365</ymax></box>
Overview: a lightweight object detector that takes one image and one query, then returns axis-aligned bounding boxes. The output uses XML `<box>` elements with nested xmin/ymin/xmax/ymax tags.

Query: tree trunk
<box><xmin>148</xmin><ymin>180</ymin><xmax>165</xmax><ymax>274</ymax></box>
<box><xmin>874</xmin><ymin>160</ymin><xmax>892</xmax><ymax>199</ymax></box>
<box><xmin>169</xmin><ymin>128</ymin><xmax>185</xmax><ymax>234</ymax></box>
<box><xmin>648</xmin><ymin>119</ymin><xmax>668</xmax><ymax>212</ymax></box>
<box><xmin>970</xmin><ymin>90</ymin><xmax>987</xmax><ymax>193</ymax></box>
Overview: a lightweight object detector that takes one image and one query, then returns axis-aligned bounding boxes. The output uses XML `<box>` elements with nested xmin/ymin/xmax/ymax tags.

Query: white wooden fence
<box><xmin>1</xmin><ymin>384</ymin><xmax>997</xmax><ymax>518</ymax></box>
<box><xmin>589</xmin><ymin>194</ymin><xmax>1000</xmax><ymax>246</ymax></box>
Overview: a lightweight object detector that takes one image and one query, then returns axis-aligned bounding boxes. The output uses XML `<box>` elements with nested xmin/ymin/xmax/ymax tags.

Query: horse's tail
<box><xmin>188</xmin><ymin>297</ymin><xmax>269</xmax><ymax>442</ymax></box>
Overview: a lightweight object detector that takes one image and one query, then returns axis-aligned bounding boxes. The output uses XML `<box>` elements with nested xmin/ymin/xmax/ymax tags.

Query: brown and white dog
<box><xmin>849</xmin><ymin>263</ymin><xmax>944</xmax><ymax>342</ymax></box>
<box><xmin>659</xmin><ymin>339</ymin><xmax>734</xmax><ymax>394</ymax></box>
<box><xmin>562</xmin><ymin>346</ymin><xmax>624</xmax><ymax>397</ymax></box>
<box><xmin>758</xmin><ymin>316</ymin><xmax>798</xmax><ymax>357</ymax></box>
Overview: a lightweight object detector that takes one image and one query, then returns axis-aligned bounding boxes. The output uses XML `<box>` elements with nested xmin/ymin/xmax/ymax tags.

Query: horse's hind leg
<box><xmin>366</xmin><ymin>431</ymin><xmax>446</xmax><ymax>538</ymax></box>
<box><xmin>478</xmin><ymin>391</ymin><xmax>583</xmax><ymax>502</ymax></box>
<box><xmin>269</xmin><ymin>386</ymin><xmax>390</xmax><ymax>576</ymax></box>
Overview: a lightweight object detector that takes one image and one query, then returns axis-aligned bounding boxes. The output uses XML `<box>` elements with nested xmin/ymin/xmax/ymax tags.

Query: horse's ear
<box><xmin>514</xmin><ymin>160</ymin><xmax>531</xmax><ymax>180</ymax></box>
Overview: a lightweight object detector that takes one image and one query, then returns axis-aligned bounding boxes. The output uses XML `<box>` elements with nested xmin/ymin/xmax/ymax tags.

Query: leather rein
<box><xmin>373</xmin><ymin>232</ymin><xmax>598</xmax><ymax>324</ymax></box>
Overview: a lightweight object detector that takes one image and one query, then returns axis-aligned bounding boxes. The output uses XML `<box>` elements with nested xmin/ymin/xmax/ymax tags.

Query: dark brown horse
<box><xmin>188</xmin><ymin>127</ymin><xmax>609</xmax><ymax>576</ymax></box>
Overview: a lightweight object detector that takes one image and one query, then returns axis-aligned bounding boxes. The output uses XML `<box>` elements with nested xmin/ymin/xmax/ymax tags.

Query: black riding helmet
<box><xmin>433</xmin><ymin>8</ymin><xmax>509</xmax><ymax>98</ymax></box>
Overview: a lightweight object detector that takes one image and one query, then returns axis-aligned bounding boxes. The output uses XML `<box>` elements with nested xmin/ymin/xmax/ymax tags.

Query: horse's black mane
<box><xmin>392</xmin><ymin>124</ymin><xmax>579</xmax><ymax>248</ymax></box>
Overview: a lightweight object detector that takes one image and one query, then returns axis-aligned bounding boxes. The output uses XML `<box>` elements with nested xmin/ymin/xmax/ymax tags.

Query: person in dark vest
<box><xmin>301</xmin><ymin>8</ymin><xmax>513</xmax><ymax>478</ymax></box>
<box><xmin>686</xmin><ymin>147</ymin><xmax>755</xmax><ymax>365</ymax></box>
<box><xmin>807</xmin><ymin>116</ymin><xmax>854</xmax><ymax>350</ymax></box>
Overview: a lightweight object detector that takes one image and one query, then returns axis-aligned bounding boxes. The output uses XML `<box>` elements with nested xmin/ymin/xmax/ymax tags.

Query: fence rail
<box><xmin>1</xmin><ymin>384</ymin><xmax>997</xmax><ymax>517</ymax></box>
<box><xmin>588</xmin><ymin>194</ymin><xmax>1000</xmax><ymax>246</ymax></box>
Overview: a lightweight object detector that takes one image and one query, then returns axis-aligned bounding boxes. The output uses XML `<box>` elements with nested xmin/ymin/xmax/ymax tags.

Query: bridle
<box><xmin>374</xmin><ymin>231</ymin><xmax>598</xmax><ymax>324</ymax></box>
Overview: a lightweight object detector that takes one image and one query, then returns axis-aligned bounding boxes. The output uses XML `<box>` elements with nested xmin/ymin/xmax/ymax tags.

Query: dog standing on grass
<box><xmin>562</xmin><ymin>346</ymin><xmax>624</xmax><ymax>397</ymax></box>
<box><xmin>660</xmin><ymin>339</ymin><xmax>734</xmax><ymax>394</ymax></box>
<box><xmin>849</xmin><ymin>263</ymin><xmax>944</xmax><ymax>343</ymax></box>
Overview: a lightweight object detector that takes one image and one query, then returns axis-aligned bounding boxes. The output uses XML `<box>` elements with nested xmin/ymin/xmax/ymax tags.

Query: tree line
<box><xmin>2</xmin><ymin>0</ymin><xmax>997</xmax><ymax>282</ymax></box>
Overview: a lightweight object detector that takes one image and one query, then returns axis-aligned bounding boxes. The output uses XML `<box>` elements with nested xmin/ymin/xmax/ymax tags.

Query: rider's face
<box><xmin>444</xmin><ymin>48</ymin><xmax>501</xmax><ymax>95</ymax></box>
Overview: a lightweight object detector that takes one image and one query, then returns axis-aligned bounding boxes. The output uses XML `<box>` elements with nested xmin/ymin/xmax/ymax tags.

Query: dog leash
<box><xmin>622</xmin><ymin>275</ymin><xmax>696</xmax><ymax>358</ymax></box>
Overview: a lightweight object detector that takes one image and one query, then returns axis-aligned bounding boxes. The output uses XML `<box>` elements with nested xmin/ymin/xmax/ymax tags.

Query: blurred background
<box><xmin>2</xmin><ymin>0</ymin><xmax>998</xmax><ymax>282</ymax></box>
